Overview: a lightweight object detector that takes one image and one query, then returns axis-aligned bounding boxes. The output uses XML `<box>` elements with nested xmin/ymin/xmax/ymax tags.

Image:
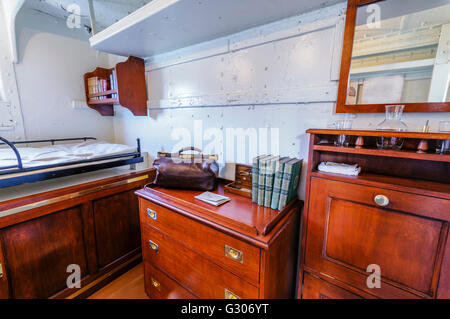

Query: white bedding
<box><xmin>0</xmin><ymin>140</ymin><xmax>137</xmax><ymax>169</ymax></box>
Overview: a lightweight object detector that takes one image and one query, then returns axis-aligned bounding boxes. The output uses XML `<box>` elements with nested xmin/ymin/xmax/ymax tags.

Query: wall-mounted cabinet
<box><xmin>83</xmin><ymin>56</ymin><xmax>147</xmax><ymax>116</ymax></box>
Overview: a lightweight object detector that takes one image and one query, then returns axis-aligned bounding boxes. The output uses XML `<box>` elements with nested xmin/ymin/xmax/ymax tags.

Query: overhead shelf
<box><xmin>89</xmin><ymin>0</ymin><xmax>341</xmax><ymax>58</ymax></box>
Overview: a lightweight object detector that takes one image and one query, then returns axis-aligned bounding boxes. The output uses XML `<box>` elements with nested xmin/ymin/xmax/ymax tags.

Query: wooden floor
<box><xmin>88</xmin><ymin>263</ymin><xmax>149</xmax><ymax>299</ymax></box>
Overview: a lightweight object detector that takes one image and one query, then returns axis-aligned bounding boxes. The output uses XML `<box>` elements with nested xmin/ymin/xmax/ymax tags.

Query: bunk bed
<box><xmin>0</xmin><ymin>136</ymin><xmax>143</xmax><ymax>188</ymax></box>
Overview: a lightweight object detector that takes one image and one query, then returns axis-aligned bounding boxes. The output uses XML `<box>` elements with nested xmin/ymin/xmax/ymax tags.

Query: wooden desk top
<box><xmin>136</xmin><ymin>184</ymin><xmax>302</xmax><ymax>247</ymax></box>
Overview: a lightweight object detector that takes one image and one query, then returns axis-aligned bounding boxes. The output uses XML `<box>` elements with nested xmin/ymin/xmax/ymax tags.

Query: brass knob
<box><xmin>229</xmin><ymin>249</ymin><xmax>239</xmax><ymax>259</ymax></box>
<box><xmin>374</xmin><ymin>195</ymin><xmax>389</xmax><ymax>207</ymax></box>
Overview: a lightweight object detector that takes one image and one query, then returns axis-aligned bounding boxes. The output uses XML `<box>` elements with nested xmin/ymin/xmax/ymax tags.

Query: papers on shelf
<box><xmin>318</xmin><ymin>162</ymin><xmax>361</xmax><ymax>176</ymax></box>
<box><xmin>195</xmin><ymin>192</ymin><xmax>231</xmax><ymax>206</ymax></box>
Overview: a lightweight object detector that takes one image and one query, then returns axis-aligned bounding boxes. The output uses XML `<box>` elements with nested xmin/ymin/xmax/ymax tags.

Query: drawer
<box><xmin>139</xmin><ymin>200</ymin><xmax>260</xmax><ymax>284</ymax></box>
<box><xmin>305</xmin><ymin>177</ymin><xmax>447</xmax><ymax>298</ymax></box>
<box><xmin>144</xmin><ymin>262</ymin><xmax>197</xmax><ymax>299</ymax></box>
<box><xmin>142</xmin><ymin>223</ymin><xmax>259</xmax><ymax>299</ymax></box>
<box><xmin>302</xmin><ymin>272</ymin><xmax>364</xmax><ymax>299</ymax></box>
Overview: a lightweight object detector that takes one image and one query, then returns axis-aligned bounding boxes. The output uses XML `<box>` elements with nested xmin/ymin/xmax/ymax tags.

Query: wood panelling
<box><xmin>93</xmin><ymin>190</ymin><xmax>141</xmax><ymax>268</ymax></box>
<box><xmin>0</xmin><ymin>238</ymin><xmax>9</xmax><ymax>298</ymax></box>
<box><xmin>140</xmin><ymin>201</ymin><xmax>261</xmax><ymax>284</ymax></box>
<box><xmin>437</xmin><ymin>232</ymin><xmax>450</xmax><ymax>298</ymax></box>
<box><xmin>302</xmin><ymin>272</ymin><xmax>364</xmax><ymax>299</ymax></box>
<box><xmin>141</xmin><ymin>223</ymin><xmax>259</xmax><ymax>299</ymax></box>
<box><xmin>1</xmin><ymin>207</ymin><xmax>89</xmax><ymax>298</ymax></box>
<box><xmin>326</xmin><ymin>198</ymin><xmax>441</xmax><ymax>293</ymax></box>
<box><xmin>144</xmin><ymin>262</ymin><xmax>197</xmax><ymax>299</ymax></box>
<box><xmin>260</xmin><ymin>210</ymin><xmax>299</xmax><ymax>299</ymax></box>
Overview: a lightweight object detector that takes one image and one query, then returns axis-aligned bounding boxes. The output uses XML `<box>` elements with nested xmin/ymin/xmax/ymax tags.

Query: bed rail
<box><xmin>0</xmin><ymin>136</ymin><xmax>143</xmax><ymax>188</ymax></box>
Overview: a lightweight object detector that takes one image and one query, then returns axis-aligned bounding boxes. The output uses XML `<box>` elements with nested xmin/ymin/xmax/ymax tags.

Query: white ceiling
<box><xmin>24</xmin><ymin>0</ymin><xmax>153</xmax><ymax>32</ymax></box>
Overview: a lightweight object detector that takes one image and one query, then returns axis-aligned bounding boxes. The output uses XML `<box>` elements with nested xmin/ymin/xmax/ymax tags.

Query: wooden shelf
<box><xmin>308</xmin><ymin>129</ymin><xmax>450</xmax><ymax>187</ymax></box>
<box><xmin>89</xmin><ymin>0</ymin><xmax>336</xmax><ymax>58</ymax></box>
<box><xmin>88</xmin><ymin>89</ymin><xmax>117</xmax><ymax>98</ymax></box>
<box><xmin>83</xmin><ymin>56</ymin><xmax>147</xmax><ymax>116</ymax></box>
<box><xmin>307</xmin><ymin>129</ymin><xmax>450</xmax><ymax>140</ymax></box>
<box><xmin>314</xmin><ymin>144</ymin><xmax>450</xmax><ymax>163</ymax></box>
<box><xmin>88</xmin><ymin>98</ymin><xmax>118</xmax><ymax>105</ymax></box>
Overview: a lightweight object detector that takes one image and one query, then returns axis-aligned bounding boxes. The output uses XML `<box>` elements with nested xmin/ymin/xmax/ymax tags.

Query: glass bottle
<box><xmin>376</xmin><ymin>105</ymin><xmax>408</xmax><ymax>150</ymax></box>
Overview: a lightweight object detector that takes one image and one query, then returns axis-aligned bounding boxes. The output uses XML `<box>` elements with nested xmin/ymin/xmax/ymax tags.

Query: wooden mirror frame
<box><xmin>336</xmin><ymin>0</ymin><xmax>450</xmax><ymax>113</ymax></box>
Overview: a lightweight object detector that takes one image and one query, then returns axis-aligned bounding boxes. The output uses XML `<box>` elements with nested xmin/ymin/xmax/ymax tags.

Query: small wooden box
<box><xmin>224</xmin><ymin>164</ymin><xmax>252</xmax><ymax>198</ymax></box>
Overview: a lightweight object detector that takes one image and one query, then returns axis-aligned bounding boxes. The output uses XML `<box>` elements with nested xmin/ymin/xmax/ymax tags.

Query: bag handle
<box><xmin>178</xmin><ymin>146</ymin><xmax>202</xmax><ymax>155</ymax></box>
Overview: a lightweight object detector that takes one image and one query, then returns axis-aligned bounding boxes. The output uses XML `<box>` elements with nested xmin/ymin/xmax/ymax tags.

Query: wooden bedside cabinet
<box><xmin>135</xmin><ymin>183</ymin><xmax>302</xmax><ymax>299</ymax></box>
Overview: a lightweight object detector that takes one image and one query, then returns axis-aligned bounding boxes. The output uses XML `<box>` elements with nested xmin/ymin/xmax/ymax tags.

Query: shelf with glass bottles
<box><xmin>309</xmin><ymin>129</ymin><xmax>450</xmax><ymax>163</ymax></box>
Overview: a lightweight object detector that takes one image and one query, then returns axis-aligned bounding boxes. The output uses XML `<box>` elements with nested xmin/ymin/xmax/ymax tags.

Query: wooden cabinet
<box><xmin>298</xmin><ymin>130</ymin><xmax>450</xmax><ymax>299</ymax></box>
<box><xmin>136</xmin><ymin>184</ymin><xmax>302</xmax><ymax>299</ymax></box>
<box><xmin>0</xmin><ymin>168</ymin><xmax>155</xmax><ymax>299</ymax></box>
<box><xmin>1</xmin><ymin>206</ymin><xmax>90</xmax><ymax>298</ymax></box>
<box><xmin>93</xmin><ymin>191</ymin><xmax>141</xmax><ymax>269</ymax></box>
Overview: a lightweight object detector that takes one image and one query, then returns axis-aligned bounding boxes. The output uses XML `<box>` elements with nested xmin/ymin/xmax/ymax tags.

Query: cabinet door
<box><xmin>305</xmin><ymin>177</ymin><xmax>449</xmax><ymax>299</ymax></box>
<box><xmin>302</xmin><ymin>272</ymin><xmax>363</xmax><ymax>299</ymax></box>
<box><xmin>1</xmin><ymin>206</ymin><xmax>89</xmax><ymax>298</ymax></box>
<box><xmin>93</xmin><ymin>189</ymin><xmax>140</xmax><ymax>268</ymax></box>
<box><xmin>0</xmin><ymin>241</ymin><xmax>9</xmax><ymax>298</ymax></box>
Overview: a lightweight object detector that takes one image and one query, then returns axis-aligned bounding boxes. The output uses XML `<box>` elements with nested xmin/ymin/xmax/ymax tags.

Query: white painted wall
<box><xmin>10</xmin><ymin>7</ymin><xmax>115</xmax><ymax>142</ymax></box>
<box><xmin>112</xmin><ymin>2</ymin><xmax>450</xmax><ymax>199</ymax></box>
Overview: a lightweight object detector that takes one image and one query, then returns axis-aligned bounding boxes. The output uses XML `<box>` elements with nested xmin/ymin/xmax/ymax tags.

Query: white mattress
<box><xmin>0</xmin><ymin>140</ymin><xmax>137</xmax><ymax>169</ymax></box>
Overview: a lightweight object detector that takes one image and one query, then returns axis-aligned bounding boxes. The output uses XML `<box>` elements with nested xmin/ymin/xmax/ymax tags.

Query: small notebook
<box><xmin>195</xmin><ymin>192</ymin><xmax>231</xmax><ymax>206</ymax></box>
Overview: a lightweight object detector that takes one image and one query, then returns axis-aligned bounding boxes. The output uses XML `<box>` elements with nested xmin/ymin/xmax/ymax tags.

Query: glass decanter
<box><xmin>376</xmin><ymin>105</ymin><xmax>408</xmax><ymax>150</ymax></box>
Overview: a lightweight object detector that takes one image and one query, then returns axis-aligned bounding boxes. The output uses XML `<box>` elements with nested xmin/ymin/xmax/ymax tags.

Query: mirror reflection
<box><xmin>347</xmin><ymin>0</ymin><xmax>450</xmax><ymax>105</ymax></box>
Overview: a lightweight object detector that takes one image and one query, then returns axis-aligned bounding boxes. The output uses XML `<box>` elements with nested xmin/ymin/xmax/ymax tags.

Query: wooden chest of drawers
<box><xmin>298</xmin><ymin>129</ymin><xmax>450</xmax><ymax>299</ymax></box>
<box><xmin>136</xmin><ymin>183</ymin><xmax>302</xmax><ymax>299</ymax></box>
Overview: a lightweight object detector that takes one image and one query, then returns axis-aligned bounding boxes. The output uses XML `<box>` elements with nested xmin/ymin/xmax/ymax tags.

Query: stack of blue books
<box><xmin>252</xmin><ymin>155</ymin><xmax>302</xmax><ymax>210</ymax></box>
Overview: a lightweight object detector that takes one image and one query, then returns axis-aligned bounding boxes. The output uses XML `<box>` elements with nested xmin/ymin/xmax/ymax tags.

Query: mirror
<box><xmin>337</xmin><ymin>0</ymin><xmax>450</xmax><ymax>113</ymax></box>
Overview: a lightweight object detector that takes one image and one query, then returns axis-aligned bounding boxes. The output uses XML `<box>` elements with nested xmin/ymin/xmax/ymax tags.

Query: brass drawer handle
<box><xmin>225</xmin><ymin>245</ymin><xmax>243</xmax><ymax>263</ymax></box>
<box><xmin>224</xmin><ymin>288</ymin><xmax>240</xmax><ymax>299</ymax></box>
<box><xmin>147</xmin><ymin>208</ymin><xmax>157</xmax><ymax>221</ymax></box>
<box><xmin>149</xmin><ymin>240</ymin><xmax>159</xmax><ymax>252</ymax></box>
<box><xmin>374</xmin><ymin>195</ymin><xmax>389</xmax><ymax>207</ymax></box>
<box><xmin>151</xmin><ymin>277</ymin><xmax>161</xmax><ymax>292</ymax></box>
<box><xmin>0</xmin><ymin>263</ymin><xmax>3</xmax><ymax>278</ymax></box>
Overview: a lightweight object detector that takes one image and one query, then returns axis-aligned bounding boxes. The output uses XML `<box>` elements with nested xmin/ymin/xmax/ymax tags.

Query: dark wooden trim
<box><xmin>336</xmin><ymin>0</ymin><xmax>450</xmax><ymax>113</ymax></box>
